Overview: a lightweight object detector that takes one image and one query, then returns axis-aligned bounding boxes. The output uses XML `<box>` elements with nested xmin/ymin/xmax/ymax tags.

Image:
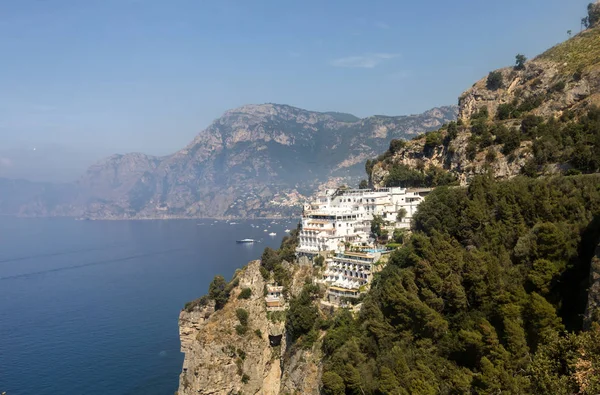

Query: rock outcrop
<box><xmin>370</xmin><ymin>26</ymin><xmax>600</xmax><ymax>187</ymax></box>
<box><xmin>177</xmin><ymin>260</ymin><xmax>320</xmax><ymax>395</ymax></box>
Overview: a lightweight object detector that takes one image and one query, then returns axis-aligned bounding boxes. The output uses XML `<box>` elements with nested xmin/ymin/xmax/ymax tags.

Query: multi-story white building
<box><xmin>295</xmin><ymin>187</ymin><xmax>429</xmax><ymax>257</ymax></box>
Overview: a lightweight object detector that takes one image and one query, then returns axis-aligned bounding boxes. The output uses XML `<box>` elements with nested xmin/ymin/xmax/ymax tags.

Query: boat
<box><xmin>269</xmin><ymin>232</ymin><xmax>277</xmax><ymax>236</ymax></box>
<box><xmin>236</xmin><ymin>239</ymin><xmax>255</xmax><ymax>244</ymax></box>
<box><xmin>264</xmin><ymin>229</ymin><xmax>268</xmax><ymax>232</ymax></box>
<box><xmin>284</xmin><ymin>229</ymin><xmax>291</xmax><ymax>233</ymax></box>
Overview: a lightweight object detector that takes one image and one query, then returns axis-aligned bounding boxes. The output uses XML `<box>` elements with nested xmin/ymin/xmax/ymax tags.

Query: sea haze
<box><xmin>0</xmin><ymin>217</ymin><xmax>295</xmax><ymax>395</ymax></box>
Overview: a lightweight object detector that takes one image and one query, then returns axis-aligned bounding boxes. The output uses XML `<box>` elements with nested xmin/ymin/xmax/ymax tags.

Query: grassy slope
<box><xmin>537</xmin><ymin>26</ymin><xmax>600</xmax><ymax>74</ymax></box>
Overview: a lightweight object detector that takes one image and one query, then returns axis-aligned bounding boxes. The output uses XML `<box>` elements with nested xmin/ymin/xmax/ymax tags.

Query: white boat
<box><xmin>284</xmin><ymin>229</ymin><xmax>291</xmax><ymax>233</ymax></box>
<box><xmin>264</xmin><ymin>229</ymin><xmax>268</xmax><ymax>232</ymax></box>
<box><xmin>236</xmin><ymin>239</ymin><xmax>255</xmax><ymax>244</ymax></box>
<box><xmin>269</xmin><ymin>232</ymin><xmax>277</xmax><ymax>236</ymax></box>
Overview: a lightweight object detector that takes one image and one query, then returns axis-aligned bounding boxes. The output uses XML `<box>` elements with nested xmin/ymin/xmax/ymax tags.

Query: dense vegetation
<box><xmin>365</xmin><ymin>138</ymin><xmax>458</xmax><ymax>189</ymax></box>
<box><xmin>321</xmin><ymin>174</ymin><xmax>600</xmax><ymax>394</ymax></box>
<box><xmin>464</xmin><ymin>104</ymin><xmax>600</xmax><ymax>175</ymax></box>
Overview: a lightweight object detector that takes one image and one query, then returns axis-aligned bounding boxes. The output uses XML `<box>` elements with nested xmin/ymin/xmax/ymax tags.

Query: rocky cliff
<box><xmin>370</xmin><ymin>26</ymin><xmax>600</xmax><ymax>188</ymax></box>
<box><xmin>1</xmin><ymin>104</ymin><xmax>456</xmax><ymax>219</ymax></box>
<box><xmin>177</xmin><ymin>260</ymin><xmax>321</xmax><ymax>395</ymax></box>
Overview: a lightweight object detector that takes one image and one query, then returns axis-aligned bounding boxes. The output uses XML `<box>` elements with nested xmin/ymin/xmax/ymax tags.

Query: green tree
<box><xmin>260</xmin><ymin>247</ymin><xmax>280</xmax><ymax>271</ymax></box>
<box><xmin>358</xmin><ymin>179</ymin><xmax>369</xmax><ymax>189</ymax></box>
<box><xmin>314</xmin><ymin>255</ymin><xmax>325</xmax><ymax>267</ymax></box>
<box><xmin>322</xmin><ymin>371</ymin><xmax>345</xmax><ymax>395</ymax></box>
<box><xmin>389</xmin><ymin>139</ymin><xmax>406</xmax><ymax>154</ymax></box>
<box><xmin>515</xmin><ymin>54</ymin><xmax>527</xmax><ymax>70</ymax></box>
<box><xmin>396</xmin><ymin>208</ymin><xmax>407</xmax><ymax>222</ymax></box>
<box><xmin>588</xmin><ymin>2</ymin><xmax>600</xmax><ymax>27</ymax></box>
<box><xmin>371</xmin><ymin>215</ymin><xmax>385</xmax><ymax>238</ymax></box>
<box><xmin>286</xmin><ymin>284</ymin><xmax>319</xmax><ymax>343</ymax></box>
<box><xmin>208</xmin><ymin>275</ymin><xmax>230</xmax><ymax>310</ymax></box>
<box><xmin>238</xmin><ymin>287</ymin><xmax>252</xmax><ymax>300</ymax></box>
<box><xmin>236</xmin><ymin>308</ymin><xmax>249</xmax><ymax>326</ymax></box>
<box><xmin>486</xmin><ymin>71</ymin><xmax>503</xmax><ymax>90</ymax></box>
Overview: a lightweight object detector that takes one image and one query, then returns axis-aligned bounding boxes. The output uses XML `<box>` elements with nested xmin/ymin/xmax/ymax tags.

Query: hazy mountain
<box><xmin>1</xmin><ymin>104</ymin><xmax>457</xmax><ymax>218</ymax></box>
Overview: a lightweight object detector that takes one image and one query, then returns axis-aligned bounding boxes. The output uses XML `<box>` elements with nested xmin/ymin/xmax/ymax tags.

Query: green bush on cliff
<box><xmin>286</xmin><ymin>283</ymin><xmax>320</xmax><ymax>345</ymax></box>
<box><xmin>238</xmin><ymin>288</ymin><xmax>252</xmax><ymax>300</ymax></box>
<box><xmin>236</xmin><ymin>308</ymin><xmax>249</xmax><ymax>326</ymax></box>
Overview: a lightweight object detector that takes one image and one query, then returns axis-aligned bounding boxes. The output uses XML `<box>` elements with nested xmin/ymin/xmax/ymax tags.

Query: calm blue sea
<box><xmin>0</xmin><ymin>217</ymin><xmax>295</xmax><ymax>395</ymax></box>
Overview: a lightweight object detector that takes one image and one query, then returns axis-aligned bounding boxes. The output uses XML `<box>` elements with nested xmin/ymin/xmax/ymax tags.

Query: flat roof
<box><xmin>329</xmin><ymin>286</ymin><xmax>359</xmax><ymax>292</ymax></box>
<box><xmin>339</xmin><ymin>252</ymin><xmax>373</xmax><ymax>258</ymax></box>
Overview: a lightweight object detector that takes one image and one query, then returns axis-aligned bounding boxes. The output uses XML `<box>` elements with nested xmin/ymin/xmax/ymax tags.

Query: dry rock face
<box><xmin>178</xmin><ymin>260</ymin><xmax>320</xmax><ymax>395</ymax></box>
<box><xmin>1</xmin><ymin>104</ymin><xmax>456</xmax><ymax>219</ymax></box>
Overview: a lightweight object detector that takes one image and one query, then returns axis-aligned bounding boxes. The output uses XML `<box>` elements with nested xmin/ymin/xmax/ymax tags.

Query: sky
<box><xmin>0</xmin><ymin>0</ymin><xmax>592</xmax><ymax>180</ymax></box>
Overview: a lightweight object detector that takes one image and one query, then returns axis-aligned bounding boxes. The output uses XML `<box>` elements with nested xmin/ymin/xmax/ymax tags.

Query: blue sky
<box><xmin>0</xmin><ymin>0</ymin><xmax>591</xmax><ymax>163</ymax></box>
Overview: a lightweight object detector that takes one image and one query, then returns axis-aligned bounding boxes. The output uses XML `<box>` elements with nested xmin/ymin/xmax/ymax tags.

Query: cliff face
<box><xmin>370</xmin><ymin>26</ymin><xmax>600</xmax><ymax>187</ymax></box>
<box><xmin>2</xmin><ymin>104</ymin><xmax>456</xmax><ymax>219</ymax></box>
<box><xmin>178</xmin><ymin>260</ymin><xmax>320</xmax><ymax>395</ymax></box>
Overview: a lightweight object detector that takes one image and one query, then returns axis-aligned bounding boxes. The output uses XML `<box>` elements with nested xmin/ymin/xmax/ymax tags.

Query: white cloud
<box><xmin>330</xmin><ymin>53</ymin><xmax>399</xmax><ymax>69</ymax></box>
<box><xmin>375</xmin><ymin>21</ymin><xmax>390</xmax><ymax>29</ymax></box>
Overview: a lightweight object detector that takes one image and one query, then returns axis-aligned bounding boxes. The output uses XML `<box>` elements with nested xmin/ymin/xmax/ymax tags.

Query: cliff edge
<box><xmin>177</xmin><ymin>260</ymin><xmax>321</xmax><ymax>395</ymax></box>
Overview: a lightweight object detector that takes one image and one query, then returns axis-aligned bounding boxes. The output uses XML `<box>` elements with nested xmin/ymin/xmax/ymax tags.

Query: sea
<box><xmin>0</xmin><ymin>217</ymin><xmax>296</xmax><ymax>395</ymax></box>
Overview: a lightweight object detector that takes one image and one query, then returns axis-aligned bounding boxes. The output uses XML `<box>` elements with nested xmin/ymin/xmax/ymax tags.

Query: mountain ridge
<box><xmin>0</xmin><ymin>103</ymin><xmax>457</xmax><ymax>219</ymax></box>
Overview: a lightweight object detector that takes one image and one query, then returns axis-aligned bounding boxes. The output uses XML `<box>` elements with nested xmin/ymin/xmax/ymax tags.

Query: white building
<box><xmin>295</xmin><ymin>187</ymin><xmax>429</xmax><ymax>257</ymax></box>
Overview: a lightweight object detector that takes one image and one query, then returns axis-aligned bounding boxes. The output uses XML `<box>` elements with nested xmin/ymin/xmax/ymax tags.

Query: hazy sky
<box><xmin>0</xmin><ymin>0</ymin><xmax>591</xmax><ymax>160</ymax></box>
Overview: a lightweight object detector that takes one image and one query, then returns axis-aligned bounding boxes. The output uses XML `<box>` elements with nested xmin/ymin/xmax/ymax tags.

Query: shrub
<box><xmin>466</xmin><ymin>141</ymin><xmax>477</xmax><ymax>161</ymax></box>
<box><xmin>241</xmin><ymin>374</ymin><xmax>250</xmax><ymax>384</ymax></box>
<box><xmin>446</xmin><ymin>121</ymin><xmax>458</xmax><ymax>141</ymax></box>
<box><xmin>521</xmin><ymin>115</ymin><xmax>544</xmax><ymax>135</ymax></box>
<box><xmin>259</xmin><ymin>265</ymin><xmax>270</xmax><ymax>280</ymax></box>
<box><xmin>261</xmin><ymin>247</ymin><xmax>280</xmax><ymax>271</ymax></box>
<box><xmin>424</xmin><ymin>131</ymin><xmax>442</xmax><ymax>150</ymax></box>
<box><xmin>209</xmin><ymin>275</ymin><xmax>230</xmax><ymax>310</ymax></box>
<box><xmin>485</xmin><ymin>148</ymin><xmax>497</xmax><ymax>163</ymax></box>
<box><xmin>286</xmin><ymin>284</ymin><xmax>319</xmax><ymax>343</ymax></box>
<box><xmin>238</xmin><ymin>288</ymin><xmax>252</xmax><ymax>300</ymax></box>
<box><xmin>517</xmin><ymin>95</ymin><xmax>544</xmax><ymax>113</ymax></box>
<box><xmin>588</xmin><ymin>1</ymin><xmax>600</xmax><ymax>27</ymax></box>
<box><xmin>471</xmin><ymin>106</ymin><xmax>489</xmax><ymax>120</ymax></box>
<box><xmin>314</xmin><ymin>255</ymin><xmax>325</xmax><ymax>267</ymax></box>
<box><xmin>183</xmin><ymin>295</ymin><xmax>210</xmax><ymax>312</ymax></box>
<box><xmin>235</xmin><ymin>357</ymin><xmax>243</xmax><ymax>375</ymax></box>
<box><xmin>388</xmin><ymin>139</ymin><xmax>406</xmax><ymax>154</ymax></box>
<box><xmin>496</xmin><ymin>103</ymin><xmax>516</xmax><ymax>120</ymax></box>
<box><xmin>501</xmin><ymin>131</ymin><xmax>521</xmax><ymax>155</ymax></box>
<box><xmin>235</xmin><ymin>324</ymin><xmax>248</xmax><ymax>335</ymax></box>
<box><xmin>486</xmin><ymin>71</ymin><xmax>503</xmax><ymax>90</ymax></box>
<box><xmin>321</xmin><ymin>371</ymin><xmax>345</xmax><ymax>395</ymax></box>
<box><xmin>515</xmin><ymin>54</ymin><xmax>527</xmax><ymax>70</ymax></box>
<box><xmin>550</xmin><ymin>80</ymin><xmax>566</xmax><ymax>93</ymax></box>
<box><xmin>236</xmin><ymin>308</ymin><xmax>249</xmax><ymax>326</ymax></box>
<box><xmin>254</xmin><ymin>329</ymin><xmax>262</xmax><ymax>338</ymax></box>
<box><xmin>396</xmin><ymin>208</ymin><xmax>407</xmax><ymax>222</ymax></box>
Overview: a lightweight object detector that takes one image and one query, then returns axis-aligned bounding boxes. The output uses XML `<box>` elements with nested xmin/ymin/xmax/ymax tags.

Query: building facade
<box><xmin>296</xmin><ymin>187</ymin><xmax>428</xmax><ymax>256</ymax></box>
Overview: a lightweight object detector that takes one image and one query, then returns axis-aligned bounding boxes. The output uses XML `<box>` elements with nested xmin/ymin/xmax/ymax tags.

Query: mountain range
<box><xmin>0</xmin><ymin>104</ymin><xmax>457</xmax><ymax>219</ymax></box>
